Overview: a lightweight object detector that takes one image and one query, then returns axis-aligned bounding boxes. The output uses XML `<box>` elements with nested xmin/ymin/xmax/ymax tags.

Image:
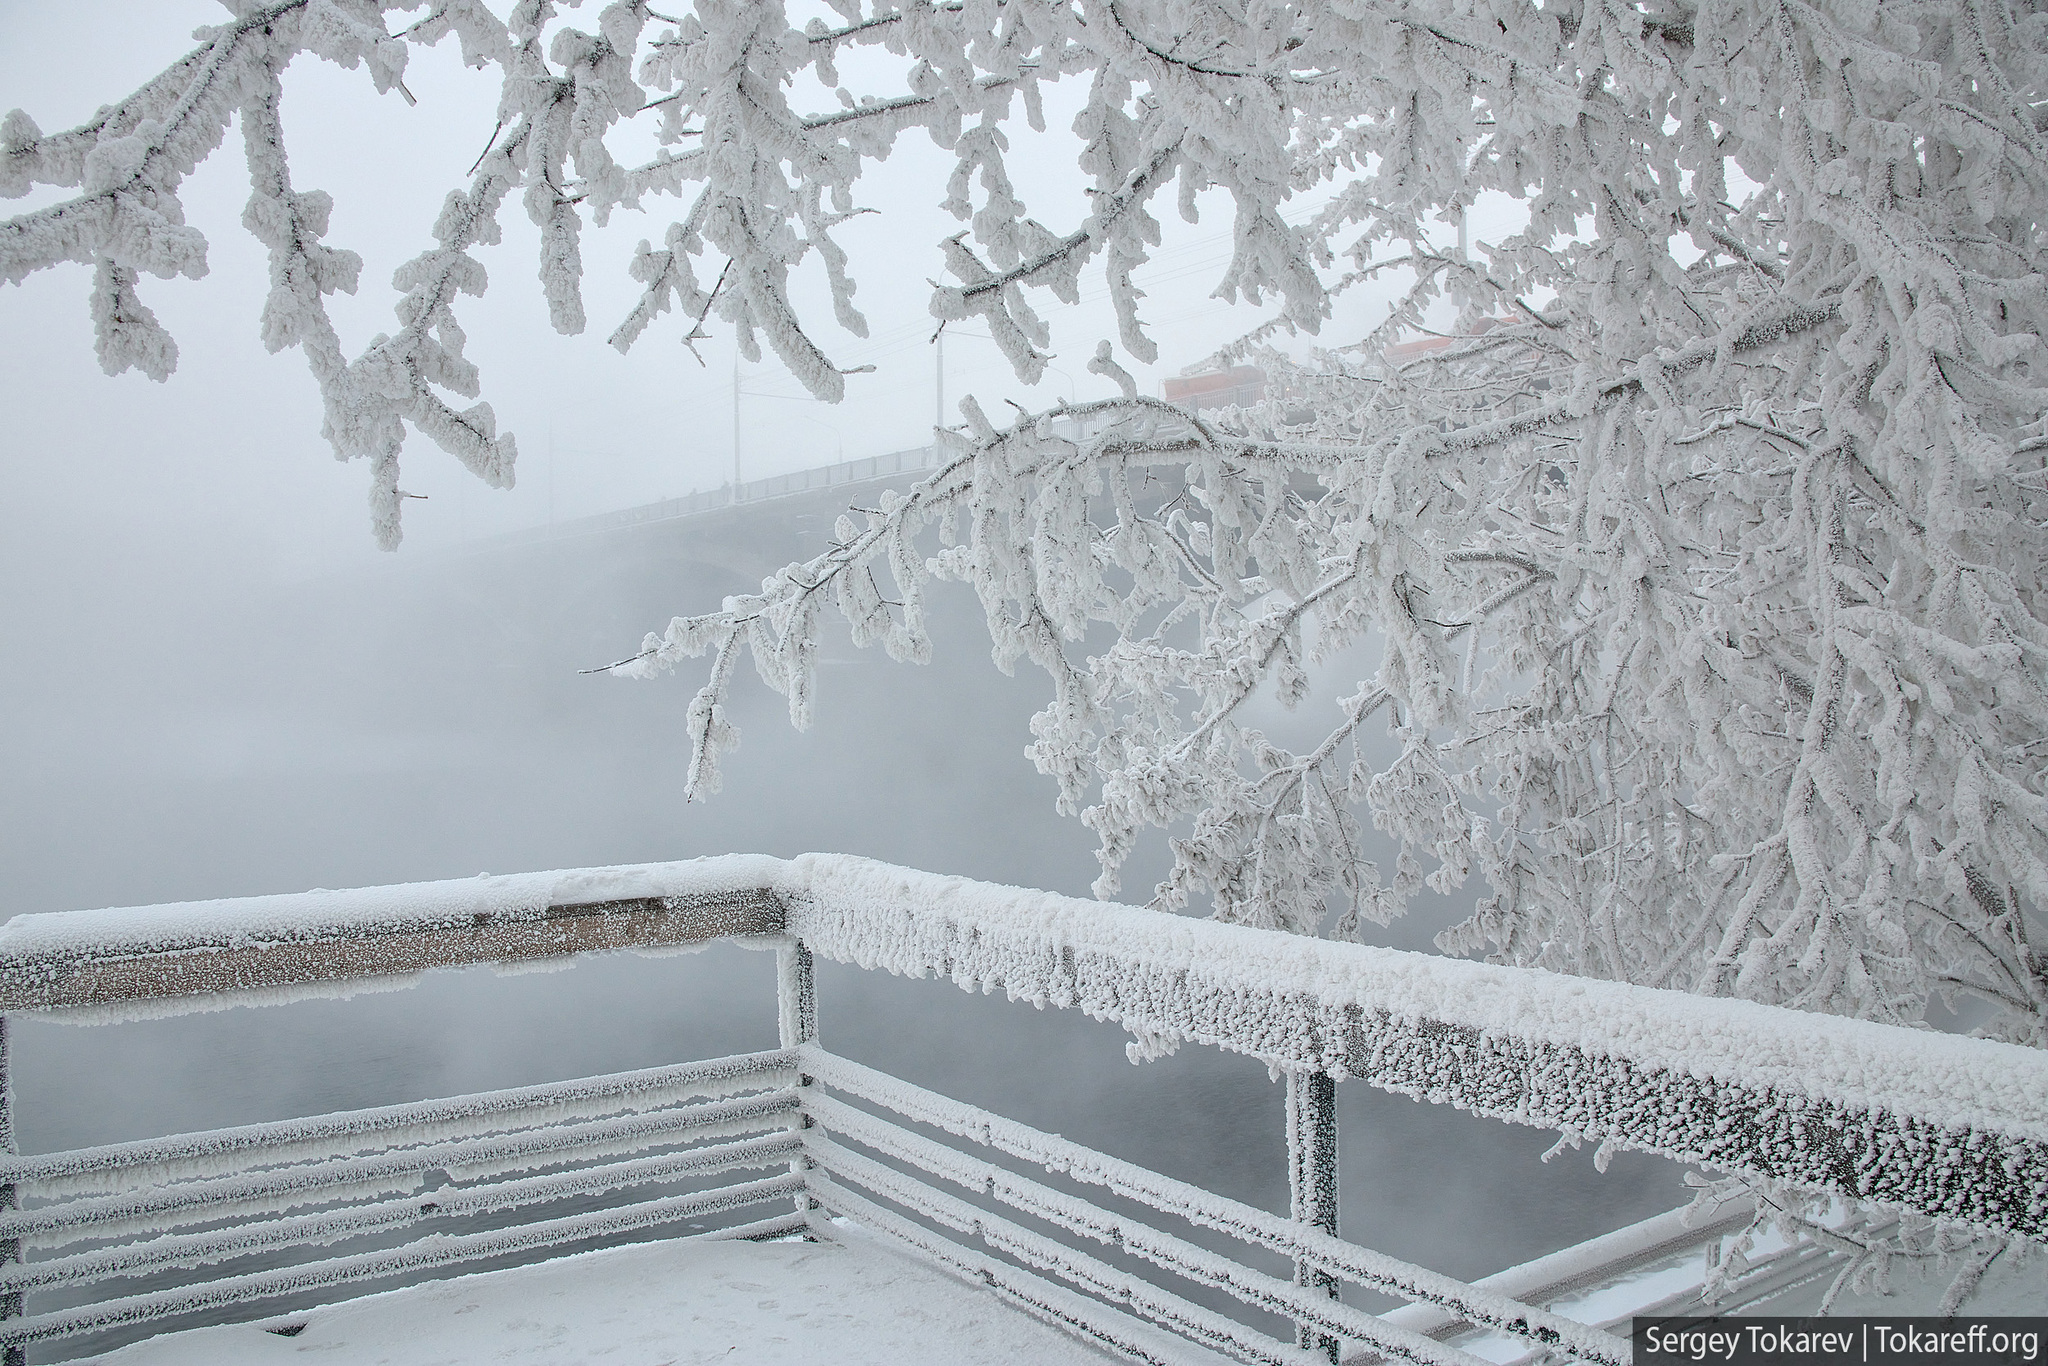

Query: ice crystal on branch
<box><xmin>12</xmin><ymin>3</ymin><xmax>2048</xmax><ymax>1074</ymax></box>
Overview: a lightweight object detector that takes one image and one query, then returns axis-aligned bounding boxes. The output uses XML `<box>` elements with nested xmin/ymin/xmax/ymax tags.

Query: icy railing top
<box><xmin>781</xmin><ymin>857</ymin><xmax>2048</xmax><ymax>1138</ymax></box>
<box><xmin>0</xmin><ymin>856</ymin><xmax>786</xmax><ymax>958</ymax></box>
<box><xmin>3</xmin><ymin>854</ymin><xmax>2045</xmax><ymax>1236</ymax></box>
<box><xmin>782</xmin><ymin>858</ymin><xmax>2048</xmax><ymax>1239</ymax></box>
<box><xmin>0</xmin><ymin>855</ymin><xmax>787</xmax><ymax>1016</ymax></box>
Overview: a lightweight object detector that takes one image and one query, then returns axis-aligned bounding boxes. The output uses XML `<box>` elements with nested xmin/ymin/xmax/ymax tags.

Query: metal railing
<box><xmin>0</xmin><ymin>855</ymin><xmax>2041</xmax><ymax>1364</ymax></box>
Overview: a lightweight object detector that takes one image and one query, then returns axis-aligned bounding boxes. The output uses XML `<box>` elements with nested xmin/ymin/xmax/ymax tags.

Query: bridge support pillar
<box><xmin>1287</xmin><ymin>1067</ymin><xmax>1340</xmax><ymax>1363</ymax></box>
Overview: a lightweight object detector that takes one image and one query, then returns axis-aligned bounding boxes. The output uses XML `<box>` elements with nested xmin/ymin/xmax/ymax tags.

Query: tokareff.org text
<box><xmin>1642</xmin><ymin>1323</ymin><xmax>2042</xmax><ymax>1363</ymax></box>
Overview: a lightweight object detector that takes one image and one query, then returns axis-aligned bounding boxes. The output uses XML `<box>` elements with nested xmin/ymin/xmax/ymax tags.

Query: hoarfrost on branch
<box><xmin>9</xmin><ymin>1</ymin><xmax>2048</xmax><ymax>1096</ymax></box>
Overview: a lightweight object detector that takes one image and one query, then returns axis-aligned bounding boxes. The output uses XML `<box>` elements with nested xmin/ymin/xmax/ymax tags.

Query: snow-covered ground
<box><xmin>83</xmin><ymin>1226</ymin><xmax>1141</xmax><ymax>1366</ymax></box>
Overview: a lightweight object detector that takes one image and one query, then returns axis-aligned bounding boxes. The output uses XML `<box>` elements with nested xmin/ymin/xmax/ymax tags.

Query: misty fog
<box><xmin>1</xmin><ymin>509</ymin><xmax>1680</xmax><ymax>1286</ymax></box>
<box><xmin>0</xmin><ymin>1</ymin><xmax>1686</xmax><ymax>1328</ymax></box>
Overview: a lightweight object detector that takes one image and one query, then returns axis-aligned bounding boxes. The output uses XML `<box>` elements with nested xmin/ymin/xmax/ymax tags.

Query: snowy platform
<box><xmin>84</xmin><ymin>1229</ymin><xmax>1137</xmax><ymax>1366</ymax></box>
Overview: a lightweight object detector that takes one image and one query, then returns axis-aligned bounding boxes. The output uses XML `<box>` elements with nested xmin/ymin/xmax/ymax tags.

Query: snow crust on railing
<box><xmin>9</xmin><ymin>853</ymin><xmax>2047</xmax><ymax>1236</ymax></box>
<box><xmin>3</xmin><ymin>1089</ymin><xmax>801</xmax><ymax>1250</ymax></box>
<box><xmin>0</xmin><ymin>1131</ymin><xmax>803</xmax><ymax>1295</ymax></box>
<box><xmin>0</xmin><ymin>1047</ymin><xmax>811</xmax><ymax>1349</ymax></box>
<box><xmin>801</xmin><ymin>1048</ymin><xmax>1623</xmax><ymax>1366</ymax></box>
<box><xmin>779</xmin><ymin>856</ymin><xmax>2048</xmax><ymax>1237</ymax></box>
<box><xmin>3</xmin><ymin>1049</ymin><xmax>796</xmax><ymax>1196</ymax></box>
<box><xmin>1</xmin><ymin>1182</ymin><xmax>810</xmax><ymax>1350</ymax></box>
<box><xmin>785</xmin><ymin>856</ymin><xmax>2041</xmax><ymax>1137</ymax></box>
<box><xmin>0</xmin><ymin>855</ymin><xmax>785</xmax><ymax>960</ymax></box>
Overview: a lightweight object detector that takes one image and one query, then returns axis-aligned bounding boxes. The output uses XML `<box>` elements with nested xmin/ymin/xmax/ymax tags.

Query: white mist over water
<box><xmin>0</xmin><ymin>1</ymin><xmax>1674</xmax><ymax>1303</ymax></box>
<box><xmin>3</xmin><ymin>518</ymin><xmax>1681</xmax><ymax>1289</ymax></box>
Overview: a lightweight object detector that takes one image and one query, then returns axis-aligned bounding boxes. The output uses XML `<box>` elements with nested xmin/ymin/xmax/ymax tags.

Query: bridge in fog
<box><xmin>474</xmin><ymin>405</ymin><xmax>1105</xmax><ymax>584</ymax></box>
<box><xmin>477</xmin><ymin>444</ymin><xmax>944</xmax><ymax>582</ymax></box>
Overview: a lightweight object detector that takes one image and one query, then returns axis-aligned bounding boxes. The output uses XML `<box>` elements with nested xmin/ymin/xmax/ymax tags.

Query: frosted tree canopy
<box><xmin>6</xmin><ymin>1</ymin><xmax>2047</xmax><ymax>1058</ymax></box>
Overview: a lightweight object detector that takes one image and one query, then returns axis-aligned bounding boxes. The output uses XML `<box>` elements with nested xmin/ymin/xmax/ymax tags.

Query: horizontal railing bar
<box><xmin>711</xmin><ymin>1208</ymin><xmax>812</xmax><ymax>1242</ymax></box>
<box><xmin>1405</xmin><ymin>1229</ymin><xmax>1877</xmax><ymax>1366</ymax></box>
<box><xmin>4</xmin><ymin>1048</ymin><xmax>796</xmax><ymax>1190</ymax></box>
<box><xmin>0</xmin><ymin>1130</ymin><xmax>803</xmax><ymax>1294</ymax></box>
<box><xmin>1</xmin><ymin>1172</ymin><xmax>807</xmax><ymax>1348</ymax></box>
<box><xmin>1450</xmin><ymin>1238</ymin><xmax>1865</xmax><ymax>1366</ymax></box>
<box><xmin>4</xmin><ymin>1089</ymin><xmax>800</xmax><ymax>1245</ymax></box>
<box><xmin>1566</xmin><ymin>1270</ymin><xmax>1817</xmax><ymax>1348</ymax></box>
<box><xmin>808</xmin><ymin>1169</ymin><xmax>1276</xmax><ymax>1366</ymax></box>
<box><xmin>812</xmin><ymin>1132</ymin><xmax>1498</xmax><ymax>1366</ymax></box>
<box><xmin>0</xmin><ymin>859</ymin><xmax>788</xmax><ymax>1013</ymax></box>
<box><xmin>1604</xmin><ymin>1217</ymin><xmax>1881</xmax><ymax>1329</ymax></box>
<box><xmin>809</xmin><ymin>1110</ymin><xmax>1439</xmax><ymax>1362</ymax></box>
<box><xmin>1372</xmin><ymin>1198</ymin><xmax>1752</xmax><ymax>1346</ymax></box>
<box><xmin>14</xmin><ymin>854</ymin><xmax>2044</xmax><ymax>1237</ymax></box>
<box><xmin>786</xmin><ymin>857</ymin><xmax>2048</xmax><ymax>1238</ymax></box>
<box><xmin>804</xmin><ymin>1050</ymin><xmax>1624</xmax><ymax>1366</ymax></box>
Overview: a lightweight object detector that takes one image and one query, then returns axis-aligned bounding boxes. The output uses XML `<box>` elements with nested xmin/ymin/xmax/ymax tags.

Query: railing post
<box><xmin>1287</xmin><ymin>1067</ymin><xmax>1340</xmax><ymax>1364</ymax></box>
<box><xmin>776</xmin><ymin>942</ymin><xmax>820</xmax><ymax>1233</ymax></box>
<box><xmin>0</xmin><ymin>1015</ymin><xmax>22</xmax><ymax>1366</ymax></box>
<box><xmin>776</xmin><ymin>940</ymin><xmax>817</xmax><ymax>1049</ymax></box>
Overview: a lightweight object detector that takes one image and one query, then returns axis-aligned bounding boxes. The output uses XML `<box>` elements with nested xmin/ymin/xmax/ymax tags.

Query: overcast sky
<box><xmin>0</xmin><ymin>1</ymin><xmax>1478</xmax><ymax>564</ymax></box>
<box><xmin>0</xmin><ymin>2</ymin><xmax>1520</xmax><ymax>910</ymax></box>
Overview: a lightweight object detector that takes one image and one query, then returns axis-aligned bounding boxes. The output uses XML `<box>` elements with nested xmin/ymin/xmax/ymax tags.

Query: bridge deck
<box><xmin>84</xmin><ymin>1226</ymin><xmax>1149</xmax><ymax>1366</ymax></box>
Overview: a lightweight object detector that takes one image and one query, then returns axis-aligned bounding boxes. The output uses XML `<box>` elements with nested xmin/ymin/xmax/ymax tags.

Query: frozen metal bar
<box><xmin>1287</xmin><ymin>1069</ymin><xmax>1339</xmax><ymax>1363</ymax></box>
<box><xmin>807</xmin><ymin>1115</ymin><xmax>1494</xmax><ymax>1366</ymax></box>
<box><xmin>776</xmin><ymin>941</ymin><xmax>819</xmax><ymax>1226</ymax></box>
<box><xmin>0</xmin><ymin>1018</ymin><xmax>18</xmax><ymax>1366</ymax></box>
<box><xmin>777</xmin><ymin>942</ymin><xmax>817</xmax><ymax>1049</ymax></box>
<box><xmin>807</xmin><ymin>1166</ymin><xmax>1287</xmax><ymax>1366</ymax></box>
<box><xmin>0</xmin><ymin>1088</ymin><xmax>801</xmax><ymax>1247</ymax></box>
<box><xmin>0</xmin><ymin>1129</ymin><xmax>804</xmax><ymax>1295</ymax></box>
<box><xmin>0</xmin><ymin>888</ymin><xmax>783</xmax><ymax>1014</ymax></box>
<box><xmin>1</xmin><ymin>1048</ymin><xmax>796</xmax><ymax>1194</ymax></box>
<box><xmin>801</xmin><ymin>1047</ymin><xmax>1623</xmax><ymax>1366</ymax></box>
<box><xmin>0</xmin><ymin>1173</ymin><xmax>807</xmax><ymax>1350</ymax></box>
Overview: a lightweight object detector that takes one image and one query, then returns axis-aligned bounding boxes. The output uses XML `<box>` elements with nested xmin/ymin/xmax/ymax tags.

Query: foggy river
<box><xmin>1</xmin><ymin>506</ymin><xmax>1682</xmax><ymax>1290</ymax></box>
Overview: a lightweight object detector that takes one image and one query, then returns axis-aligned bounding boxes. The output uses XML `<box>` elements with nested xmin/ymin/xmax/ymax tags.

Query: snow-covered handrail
<box><xmin>0</xmin><ymin>1050</ymin><xmax>797</xmax><ymax>1196</ymax></box>
<box><xmin>0</xmin><ymin>856</ymin><xmax>785</xmax><ymax>1013</ymax></box>
<box><xmin>4</xmin><ymin>854</ymin><xmax>2046</xmax><ymax>1239</ymax></box>
<box><xmin>0</xmin><ymin>1045</ymin><xmax>808</xmax><ymax>1357</ymax></box>
<box><xmin>784</xmin><ymin>857</ymin><xmax>2048</xmax><ymax>1241</ymax></box>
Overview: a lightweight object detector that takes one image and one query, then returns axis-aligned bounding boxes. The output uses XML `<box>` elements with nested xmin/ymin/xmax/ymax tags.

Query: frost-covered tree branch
<box><xmin>7</xmin><ymin>0</ymin><xmax>1352</xmax><ymax>542</ymax></box>
<box><xmin>17</xmin><ymin>2</ymin><xmax>2048</xmax><ymax>1285</ymax></box>
<box><xmin>2</xmin><ymin>0</ymin><xmax>523</xmax><ymax>546</ymax></box>
<box><xmin>592</xmin><ymin>2</ymin><xmax>2048</xmax><ymax>1066</ymax></box>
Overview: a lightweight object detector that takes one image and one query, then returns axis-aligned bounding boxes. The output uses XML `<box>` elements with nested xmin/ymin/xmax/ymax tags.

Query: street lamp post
<box><xmin>1042</xmin><ymin>364</ymin><xmax>1077</xmax><ymax>405</ymax></box>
